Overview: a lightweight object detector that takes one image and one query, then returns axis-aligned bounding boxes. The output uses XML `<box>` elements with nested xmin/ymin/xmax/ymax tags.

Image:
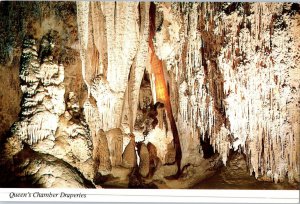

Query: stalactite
<box><xmin>76</xmin><ymin>1</ymin><xmax>90</xmax><ymax>96</ymax></box>
<box><xmin>90</xmin><ymin>2</ymin><xmax>108</xmax><ymax>76</ymax></box>
<box><xmin>127</xmin><ymin>2</ymin><xmax>150</xmax><ymax>131</ymax></box>
<box><xmin>100</xmin><ymin>2</ymin><xmax>140</xmax><ymax>94</ymax></box>
<box><xmin>154</xmin><ymin>2</ymin><xmax>230</xmax><ymax>168</ymax></box>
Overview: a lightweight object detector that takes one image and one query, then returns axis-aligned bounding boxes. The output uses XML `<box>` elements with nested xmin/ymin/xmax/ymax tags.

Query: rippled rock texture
<box><xmin>0</xmin><ymin>2</ymin><xmax>299</xmax><ymax>188</ymax></box>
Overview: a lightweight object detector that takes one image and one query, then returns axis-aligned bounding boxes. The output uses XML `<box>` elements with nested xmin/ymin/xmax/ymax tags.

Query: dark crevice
<box><xmin>200</xmin><ymin>132</ymin><xmax>215</xmax><ymax>159</ymax></box>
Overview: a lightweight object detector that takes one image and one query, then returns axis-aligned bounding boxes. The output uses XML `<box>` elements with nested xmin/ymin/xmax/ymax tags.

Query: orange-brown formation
<box><xmin>148</xmin><ymin>2</ymin><xmax>182</xmax><ymax>176</ymax></box>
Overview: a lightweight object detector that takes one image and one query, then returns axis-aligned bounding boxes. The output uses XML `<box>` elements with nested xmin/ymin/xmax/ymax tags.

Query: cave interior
<box><xmin>0</xmin><ymin>2</ymin><xmax>299</xmax><ymax>189</ymax></box>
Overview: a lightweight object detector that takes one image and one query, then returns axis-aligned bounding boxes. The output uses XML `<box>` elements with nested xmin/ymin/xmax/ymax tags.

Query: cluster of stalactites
<box><xmin>154</xmin><ymin>2</ymin><xmax>299</xmax><ymax>182</ymax></box>
<box><xmin>77</xmin><ymin>2</ymin><xmax>150</xmax><ymax>132</ymax></box>
<box><xmin>152</xmin><ymin>3</ymin><xmax>231</xmax><ymax>166</ymax></box>
<box><xmin>218</xmin><ymin>3</ymin><xmax>299</xmax><ymax>183</ymax></box>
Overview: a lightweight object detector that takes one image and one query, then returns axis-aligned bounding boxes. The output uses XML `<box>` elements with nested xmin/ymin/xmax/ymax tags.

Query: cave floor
<box><xmin>100</xmin><ymin>162</ymin><xmax>299</xmax><ymax>190</ymax></box>
<box><xmin>192</xmin><ymin>170</ymin><xmax>299</xmax><ymax>190</ymax></box>
<box><xmin>101</xmin><ymin>173</ymin><xmax>299</xmax><ymax>190</ymax></box>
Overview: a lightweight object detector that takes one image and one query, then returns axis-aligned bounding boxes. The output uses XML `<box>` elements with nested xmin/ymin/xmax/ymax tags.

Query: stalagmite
<box><xmin>122</xmin><ymin>134</ymin><xmax>137</xmax><ymax>169</ymax></box>
<box><xmin>106</xmin><ymin>128</ymin><xmax>123</xmax><ymax>166</ymax></box>
<box><xmin>147</xmin><ymin>142</ymin><xmax>161</xmax><ymax>177</ymax></box>
<box><xmin>138</xmin><ymin>143</ymin><xmax>150</xmax><ymax>177</ymax></box>
<box><xmin>12</xmin><ymin>34</ymin><xmax>65</xmax><ymax>145</ymax></box>
<box><xmin>94</xmin><ymin>130</ymin><xmax>112</xmax><ymax>174</ymax></box>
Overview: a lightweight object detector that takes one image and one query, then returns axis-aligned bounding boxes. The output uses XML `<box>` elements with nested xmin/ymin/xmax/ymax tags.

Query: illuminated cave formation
<box><xmin>0</xmin><ymin>2</ymin><xmax>299</xmax><ymax>189</ymax></box>
<box><xmin>148</xmin><ymin>2</ymin><xmax>182</xmax><ymax>177</ymax></box>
